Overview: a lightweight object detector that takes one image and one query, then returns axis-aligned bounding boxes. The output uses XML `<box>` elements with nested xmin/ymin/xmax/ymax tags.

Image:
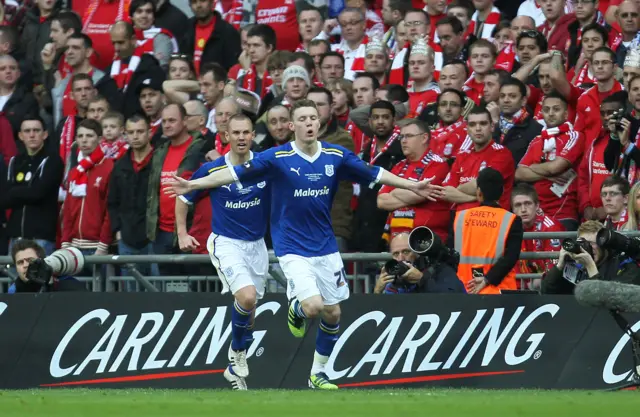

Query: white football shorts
<box><xmin>207</xmin><ymin>233</ymin><xmax>268</xmax><ymax>298</ymax></box>
<box><xmin>278</xmin><ymin>252</ymin><xmax>349</xmax><ymax>305</ymax></box>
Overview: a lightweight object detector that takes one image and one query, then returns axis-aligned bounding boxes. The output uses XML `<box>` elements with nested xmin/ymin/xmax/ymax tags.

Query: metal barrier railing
<box><xmin>1</xmin><ymin>231</ymin><xmax>638</xmax><ymax>293</ymax></box>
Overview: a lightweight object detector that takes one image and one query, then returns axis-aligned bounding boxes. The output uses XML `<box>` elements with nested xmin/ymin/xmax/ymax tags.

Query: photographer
<box><xmin>604</xmin><ymin>83</ymin><xmax>640</xmax><ymax>186</ymax></box>
<box><xmin>9</xmin><ymin>239</ymin><xmax>87</xmax><ymax>293</ymax></box>
<box><xmin>374</xmin><ymin>232</ymin><xmax>465</xmax><ymax>294</ymax></box>
<box><xmin>541</xmin><ymin>221</ymin><xmax>640</xmax><ymax>294</ymax></box>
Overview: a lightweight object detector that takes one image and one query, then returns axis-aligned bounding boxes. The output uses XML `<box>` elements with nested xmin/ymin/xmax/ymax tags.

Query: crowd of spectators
<box><xmin>1</xmin><ymin>0</ymin><xmax>640</xmax><ymax>292</ymax></box>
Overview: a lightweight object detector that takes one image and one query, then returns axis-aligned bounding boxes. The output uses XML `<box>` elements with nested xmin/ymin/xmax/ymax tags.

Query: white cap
<box><xmin>282</xmin><ymin>65</ymin><xmax>311</xmax><ymax>89</ymax></box>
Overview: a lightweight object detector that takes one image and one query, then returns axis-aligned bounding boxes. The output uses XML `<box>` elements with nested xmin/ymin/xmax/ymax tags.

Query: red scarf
<box><xmin>606</xmin><ymin>208</ymin><xmax>628</xmax><ymax>231</ymax></box>
<box><xmin>495</xmin><ymin>41</ymin><xmax>517</xmax><ymax>72</ymax></box>
<box><xmin>215</xmin><ymin>133</ymin><xmax>230</xmax><ymax>155</ymax></box>
<box><xmin>101</xmin><ymin>137</ymin><xmax>129</xmax><ymax>159</ymax></box>
<box><xmin>110</xmin><ymin>43</ymin><xmax>146</xmax><ymax>90</ymax></box>
<box><xmin>60</xmin><ymin>116</ymin><xmax>76</xmax><ymax>164</ymax></box>
<box><xmin>468</xmin><ymin>7</ymin><xmax>501</xmax><ymax>40</ymax></box>
<box><xmin>539</xmin><ymin>122</ymin><xmax>572</xmax><ymax>140</ymax></box>
<box><xmin>68</xmin><ymin>146</ymin><xmax>105</xmax><ymax>197</ymax></box>
<box><xmin>573</xmin><ymin>62</ymin><xmax>594</xmax><ymax>87</ymax></box>
<box><xmin>370</xmin><ymin>125</ymin><xmax>401</xmax><ymax>164</ymax></box>
<box><xmin>223</xmin><ymin>0</ymin><xmax>243</xmax><ymax>30</ymax></box>
<box><xmin>150</xmin><ymin>118</ymin><xmax>162</xmax><ymax>138</ymax></box>
<box><xmin>242</xmin><ymin>65</ymin><xmax>272</xmax><ymax>99</ymax></box>
<box><xmin>432</xmin><ymin>118</ymin><xmax>465</xmax><ymax>140</ymax></box>
<box><xmin>499</xmin><ymin>107</ymin><xmax>529</xmax><ymax>141</ymax></box>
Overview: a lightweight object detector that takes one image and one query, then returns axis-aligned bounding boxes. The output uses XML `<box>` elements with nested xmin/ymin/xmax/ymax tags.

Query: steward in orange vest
<box><xmin>453</xmin><ymin>167</ymin><xmax>523</xmax><ymax>294</ymax></box>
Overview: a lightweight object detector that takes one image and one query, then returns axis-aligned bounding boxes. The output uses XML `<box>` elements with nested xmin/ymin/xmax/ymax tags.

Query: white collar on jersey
<box><xmin>291</xmin><ymin>141</ymin><xmax>322</xmax><ymax>163</ymax></box>
<box><xmin>224</xmin><ymin>151</ymin><xmax>254</xmax><ymax>169</ymax></box>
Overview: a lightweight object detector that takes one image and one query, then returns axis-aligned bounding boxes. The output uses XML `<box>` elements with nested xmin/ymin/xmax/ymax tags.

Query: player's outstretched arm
<box><xmin>379</xmin><ymin>170</ymin><xmax>438</xmax><ymax>201</ymax></box>
<box><xmin>164</xmin><ymin>168</ymin><xmax>235</xmax><ymax>197</ymax></box>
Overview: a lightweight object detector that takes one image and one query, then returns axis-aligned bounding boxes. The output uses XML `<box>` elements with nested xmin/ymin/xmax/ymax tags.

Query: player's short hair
<box><xmin>52</xmin><ymin>11</ymin><xmax>83</xmax><ymax>34</ymax></box>
<box><xmin>71</xmin><ymin>73</ymin><xmax>94</xmax><ymax>88</ymax></box>
<box><xmin>437</xmin><ymin>88</ymin><xmax>465</xmax><ymax>106</ymax></box>
<box><xmin>228</xmin><ymin>113</ymin><xmax>254</xmax><ymax>129</ymax></box>
<box><xmin>200</xmin><ymin>62</ymin><xmax>227</xmax><ymax>84</ymax></box>
<box><xmin>511</xmin><ymin>183</ymin><xmax>539</xmax><ymax>205</ymax></box>
<box><xmin>500</xmin><ymin>77</ymin><xmax>527</xmax><ymax>98</ymax></box>
<box><xmin>307</xmin><ymin>86</ymin><xmax>333</xmax><ymax>104</ymax></box>
<box><xmin>542</xmin><ymin>91</ymin><xmax>568</xmax><ymax>108</ymax></box>
<box><xmin>247</xmin><ymin>24</ymin><xmax>277</xmax><ymax>51</ymax></box>
<box><xmin>354</xmin><ymin>71</ymin><xmax>381</xmax><ymax>90</ymax></box>
<box><xmin>381</xmin><ymin>84</ymin><xmax>409</xmax><ymax>103</ymax></box>
<box><xmin>319</xmin><ymin>51</ymin><xmax>345</xmax><ymax>68</ymax></box>
<box><xmin>436</xmin><ymin>15</ymin><xmax>464</xmax><ymax>34</ymax></box>
<box><xmin>601</xmin><ymin>175</ymin><xmax>631</xmax><ymax>195</ymax></box>
<box><xmin>477</xmin><ymin>167</ymin><xmax>504</xmax><ymax>202</ymax></box>
<box><xmin>77</xmin><ymin>118</ymin><xmax>103</xmax><ymax>137</ymax></box>
<box><xmin>369</xmin><ymin>100</ymin><xmax>396</xmax><ymax>117</ymax></box>
<box><xmin>126</xmin><ymin>113</ymin><xmax>150</xmax><ymax>127</ymax></box>
<box><xmin>290</xmin><ymin>99</ymin><xmax>318</xmax><ymax>118</ymax></box>
<box><xmin>469</xmin><ymin>39</ymin><xmax>498</xmax><ymax>58</ymax></box>
<box><xmin>592</xmin><ymin>46</ymin><xmax>616</xmax><ymax>63</ymax></box>
<box><xmin>467</xmin><ymin>105</ymin><xmax>492</xmax><ymax>121</ymax></box>
<box><xmin>101</xmin><ymin>111</ymin><xmax>124</xmax><ymax>126</ymax></box>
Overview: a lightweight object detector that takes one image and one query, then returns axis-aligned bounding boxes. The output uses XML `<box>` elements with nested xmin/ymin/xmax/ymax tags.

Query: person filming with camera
<box><xmin>374</xmin><ymin>232</ymin><xmax>465</xmax><ymax>294</ymax></box>
<box><xmin>541</xmin><ymin>220</ymin><xmax>640</xmax><ymax>294</ymax></box>
<box><xmin>9</xmin><ymin>239</ymin><xmax>87</xmax><ymax>293</ymax></box>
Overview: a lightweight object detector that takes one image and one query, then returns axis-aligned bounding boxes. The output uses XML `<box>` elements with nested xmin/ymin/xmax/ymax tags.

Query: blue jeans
<box><xmin>118</xmin><ymin>240</ymin><xmax>160</xmax><ymax>292</ymax></box>
<box><xmin>153</xmin><ymin>229</ymin><xmax>181</xmax><ymax>276</ymax></box>
<box><xmin>9</xmin><ymin>239</ymin><xmax>56</xmax><ymax>256</ymax></box>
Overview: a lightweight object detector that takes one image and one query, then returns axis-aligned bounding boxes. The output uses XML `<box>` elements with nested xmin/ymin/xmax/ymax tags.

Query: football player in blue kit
<box><xmin>166</xmin><ymin>100</ymin><xmax>437</xmax><ymax>389</ymax></box>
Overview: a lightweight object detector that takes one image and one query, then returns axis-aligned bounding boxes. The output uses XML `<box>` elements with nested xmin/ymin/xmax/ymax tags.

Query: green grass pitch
<box><xmin>2</xmin><ymin>389</ymin><xmax>640</xmax><ymax>416</ymax></box>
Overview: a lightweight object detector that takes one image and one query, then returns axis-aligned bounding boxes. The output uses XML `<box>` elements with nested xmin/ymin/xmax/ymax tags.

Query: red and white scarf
<box><xmin>68</xmin><ymin>146</ymin><xmax>106</xmax><ymax>197</ymax></box>
<box><xmin>387</xmin><ymin>42</ymin><xmax>409</xmax><ymax>86</ymax></box>
<box><xmin>573</xmin><ymin>62</ymin><xmax>594</xmax><ymax>87</ymax></box>
<box><xmin>110</xmin><ymin>41</ymin><xmax>147</xmax><ymax>90</ymax></box>
<box><xmin>539</xmin><ymin>122</ymin><xmax>573</xmax><ymax>159</ymax></box>
<box><xmin>499</xmin><ymin>107</ymin><xmax>529</xmax><ymax>139</ymax></box>
<box><xmin>370</xmin><ymin>125</ymin><xmax>401</xmax><ymax>164</ymax></box>
<box><xmin>468</xmin><ymin>6</ymin><xmax>501</xmax><ymax>40</ymax></box>
<box><xmin>335</xmin><ymin>36</ymin><xmax>369</xmax><ymax>76</ymax></box>
<box><xmin>60</xmin><ymin>116</ymin><xmax>76</xmax><ymax>164</ymax></box>
<box><xmin>241</xmin><ymin>65</ymin><xmax>273</xmax><ymax>99</ymax></box>
<box><xmin>136</xmin><ymin>26</ymin><xmax>179</xmax><ymax>53</ymax></box>
<box><xmin>221</xmin><ymin>0</ymin><xmax>243</xmax><ymax>30</ymax></box>
<box><xmin>606</xmin><ymin>208</ymin><xmax>628</xmax><ymax>231</ymax></box>
<box><xmin>495</xmin><ymin>41</ymin><xmax>517</xmax><ymax>72</ymax></box>
<box><xmin>215</xmin><ymin>133</ymin><xmax>230</xmax><ymax>155</ymax></box>
<box><xmin>101</xmin><ymin>137</ymin><xmax>129</xmax><ymax>160</ymax></box>
<box><xmin>295</xmin><ymin>43</ymin><xmax>306</xmax><ymax>52</ymax></box>
<box><xmin>150</xmin><ymin>118</ymin><xmax>162</xmax><ymax>138</ymax></box>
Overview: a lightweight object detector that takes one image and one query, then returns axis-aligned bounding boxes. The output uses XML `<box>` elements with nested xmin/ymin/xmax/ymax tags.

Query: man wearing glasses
<box><xmin>320</xmin><ymin>7</ymin><xmax>368</xmax><ymax>80</ymax></box>
<box><xmin>600</xmin><ymin>176</ymin><xmax>631</xmax><ymax>230</ymax></box>
<box><xmin>567</xmin><ymin>0</ymin><xmax>622</xmax><ymax>68</ymax></box>
<box><xmin>615</xmin><ymin>0</ymin><xmax>640</xmax><ymax>67</ymax></box>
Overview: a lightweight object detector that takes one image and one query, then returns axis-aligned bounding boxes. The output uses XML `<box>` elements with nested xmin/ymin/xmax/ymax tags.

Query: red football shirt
<box><xmin>83</xmin><ymin>0</ymin><xmax>129</xmax><ymax>71</ymax></box>
<box><xmin>255</xmin><ymin>0</ymin><xmax>298</xmax><ymax>51</ymax></box>
<box><xmin>463</xmin><ymin>76</ymin><xmax>484</xmax><ymax>105</ymax></box>
<box><xmin>518</xmin><ymin>212</ymin><xmax>564</xmax><ymax>288</ymax></box>
<box><xmin>443</xmin><ymin>141</ymin><xmax>515</xmax><ymax>211</ymax></box>
<box><xmin>407</xmin><ymin>90</ymin><xmax>438</xmax><ymax>117</ymax></box>
<box><xmin>577</xmin><ymin>131</ymin><xmax>609</xmax><ymax>213</ymax></box>
<box><xmin>159</xmin><ymin>137</ymin><xmax>193</xmax><ymax>232</ymax></box>
<box><xmin>518</xmin><ymin>130</ymin><xmax>584</xmax><ymax>221</ymax></box>
<box><xmin>379</xmin><ymin>151</ymin><xmax>452</xmax><ymax>241</ymax></box>
<box><xmin>429</xmin><ymin>120</ymin><xmax>467</xmax><ymax>159</ymax></box>
<box><xmin>194</xmin><ymin>18</ymin><xmax>215</xmax><ymax>76</ymax></box>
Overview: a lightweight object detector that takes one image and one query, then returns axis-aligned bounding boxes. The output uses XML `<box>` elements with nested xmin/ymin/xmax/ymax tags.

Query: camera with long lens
<box><xmin>25</xmin><ymin>247</ymin><xmax>85</xmax><ymax>287</ymax></box>
<box><xmin>384</xmin><ymin>259</ymin><xmax>411</xmax><ymax>286</ymax></box>
<box><xmin>597</xmin><ymin>228</ymin><xmax>640</xmax><ymax>259</ymax></box>
<box><xmin>409</xmin><ymin>226</ymin><xmax>459</xmax><ymax>268</ymax></box>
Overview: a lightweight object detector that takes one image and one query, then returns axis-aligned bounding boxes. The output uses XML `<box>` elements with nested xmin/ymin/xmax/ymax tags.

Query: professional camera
<box><xmin>560</xmin><ymin>238</ymin><xmax>593</xmax><ymax>284</ymax></box>
<box><xmin>384</xmin><ymin>259</ymin><xmax>411</xmax><ymax>286</ymax></box>
<box><xmin>25</xmin><ymin>247</ymin><xmax>85</xmax><ymax>286</ymax></box>
<box><xmin>408</xmin><ymin>226</ymin><xmax>459</xmax><ymax>269</ymax></box>
<box><xmin>562</xmin><ymin>238</ymin><xmax>593</xmax><ymax>257</ymax></box>
<box><xmin>611</xmin><ymin>110</ymin><xmax>626</xmax><ymax>132</ymax></box>
<box><xmin>597</xmin><ymin>228</ymin><xmax>640</xmax><ymax>259</ymax></box>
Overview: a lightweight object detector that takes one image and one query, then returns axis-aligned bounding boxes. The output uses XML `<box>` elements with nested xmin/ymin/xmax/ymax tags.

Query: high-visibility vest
<box><xmin>453</xmin><ymin>205</ymin><xmax>517</xmax><ymax>294</ymax></box>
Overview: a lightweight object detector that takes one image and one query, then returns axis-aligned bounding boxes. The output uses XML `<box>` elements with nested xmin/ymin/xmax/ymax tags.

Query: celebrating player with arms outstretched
<box><xmin>166</xmin><ymin>100</ymin><xmax>436</xmax><ymax>389</ymax></box>
<box><xmin>175</xmin><ymin>114</ymin><xmax>270</xmax><ymax>391</ymax></box>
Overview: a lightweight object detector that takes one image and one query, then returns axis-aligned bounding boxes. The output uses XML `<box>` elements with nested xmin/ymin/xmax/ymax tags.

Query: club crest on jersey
<box><xmin>551</xmin><ymin>239</ymin><xmax>561</xmax><ymax>247</ymax></box>
<box><xmin>325</xmin><ymin>164</ymin><xmax>334</xmax><ymax>177</ymax></box>
<box><xmin>257</xmin><ymin>181</ymin><xmax>266</xmax><ymax>188</ymax></box>
<box><xmin>479</xmin><ymin>161</ymin><xmax>487</xmax><ymax>171</ymax></box>
<box><xmin>444</xmin><ymin>143</ymin><xmax>453</xmax><ymax>156</ymax></box>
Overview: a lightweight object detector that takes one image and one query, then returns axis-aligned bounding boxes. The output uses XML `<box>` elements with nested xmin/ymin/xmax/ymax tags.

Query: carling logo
<box><xmin>602</xmin><ymin>319</ymin><xmax>640</xmax><ymax>385</ymax></box>
<box><xmin>325</xmin><ymin>304</ymin><xmax>559</xmax><ymax>381</ymax></box>
<box><xmin>48</xmin><ymin>302</ymin><xmax>281</xmax><ymax>380</ymax></box>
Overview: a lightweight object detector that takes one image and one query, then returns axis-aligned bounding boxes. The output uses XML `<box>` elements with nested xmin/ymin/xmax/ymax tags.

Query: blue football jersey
<box><xmin>231</xmin><ymin>142</ymin><xmax>382</xmax><ymax>257</ymax></box>
<box><xmin>180</xmin><ymin>152</ymin><xmax>270</xmax><ymax>241</ymax></box>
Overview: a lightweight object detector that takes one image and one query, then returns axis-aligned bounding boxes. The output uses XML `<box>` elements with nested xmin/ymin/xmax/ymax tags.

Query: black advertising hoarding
<box><xmin>0</xmin><ymin>293</ymin><xmax>638</xmax><ymax>390</ymax></box>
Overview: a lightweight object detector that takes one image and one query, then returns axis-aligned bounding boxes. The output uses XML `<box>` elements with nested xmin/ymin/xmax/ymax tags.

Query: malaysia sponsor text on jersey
<box><xmin>47</xmin><ymin>302</ymin><xmax>281</xmax><ymax>380</ymax></box>
<box><xmin>325</xmin><ymin>304</ymin><xmax>559</xmax><ymax>381</ymax></box>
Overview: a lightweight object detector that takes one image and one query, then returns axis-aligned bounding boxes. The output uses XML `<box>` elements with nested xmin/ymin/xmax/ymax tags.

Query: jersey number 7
<box><xmin>334</xmin><ymin>268</ymin><xmax>347</xmax><ymax>288</ymax></box>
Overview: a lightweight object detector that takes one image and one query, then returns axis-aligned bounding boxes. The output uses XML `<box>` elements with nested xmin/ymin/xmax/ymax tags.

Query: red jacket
<box><xmin>577</xmin><ymin>130</ymin><xmax>609</xmax><ymax>214</ymax></box>
<box><xmin>574</xmin><ymin>81</ymin><xmax>623</xmax><ymax>146</ymax></box>
<box><xmin>0</xmin><ymin>113</ymin><xmax>16</xmax><ymax>165</ymax></box>
<box><xmin>62</xmin><ymin>157</ymin><xmax>114</xmax><ymax>251</ymax></box>
<box><xmin>538</xmin><ymin>14</ymin><xmax>575</xmax><ymax>52</ymax></box>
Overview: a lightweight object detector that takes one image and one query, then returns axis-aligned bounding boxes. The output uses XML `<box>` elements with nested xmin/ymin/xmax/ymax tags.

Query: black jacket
<box><xmin>419</xmin><ymin>263</ymin><xmax>467</xmax><ymax>293</ymax></box>
<box><xmin>180</xmin><ymin>12</ymin><xmax>241</xmax><ymax>72</ymax></box>
<box><xmin>96</xmin><ymin>54</ymin><xmax>165</xmax><ymax>119</ymax></box>
<box><xmin>13</xmin><ymin>276</ymin><xmax>88</xmax><ymax>292</ymax></box>
<box><xmin>2</xmin><ymin>84</ymin><xmax>38</xmax><ymax>136</ymax></box>
<box><xmin>108</xmin><ymin>149</ymin><xmax>154</xmax><ymax>249</ymax></box>
<box><xmin>493</xmin><ymin>113</ymin><xmax>543</xmax><ymax>165</ymax></box>
<box><xmin>350</xmin><ymin>136</ymin><xmax>404</xmax><ymax>252</ymax></box>
<box><xmin>154</xmin><ymin>0</ymin><xmax>189</xmax><ymax>40</ymax></box>
<box><xmin>541</xmin><ymin>254</ymin><xmax>640</xmax><ymax>294</ymax></box>
<box><xmin>0</xmin><ymin>147</ymin><xmax>64</xmax><ymax>241</ymax></box>
<box><xmin>20</xmin><ymin>8</ymin><xmax>55</xmax><ymax>83</ymax></box>
<box><xmin>604</xmin><ymin>116</ymin><xmax>640</xmax><ymax>181</ymax></box>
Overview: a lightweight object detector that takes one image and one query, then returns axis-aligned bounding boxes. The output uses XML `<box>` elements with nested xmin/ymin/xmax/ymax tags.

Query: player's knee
<box><xmin>235</xmin><ymin>286</ymin><xmax>257</xmax><ymax>310</ymax></box>
<box><xmin>301</xmin><ymin>297</ymin><xmax>324</xmax><ymax>318</ymax></box>
<box><xmin>322</xmin><ymin>304</ymin><xmax>341</xmax><ymax>324</ymax></box>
